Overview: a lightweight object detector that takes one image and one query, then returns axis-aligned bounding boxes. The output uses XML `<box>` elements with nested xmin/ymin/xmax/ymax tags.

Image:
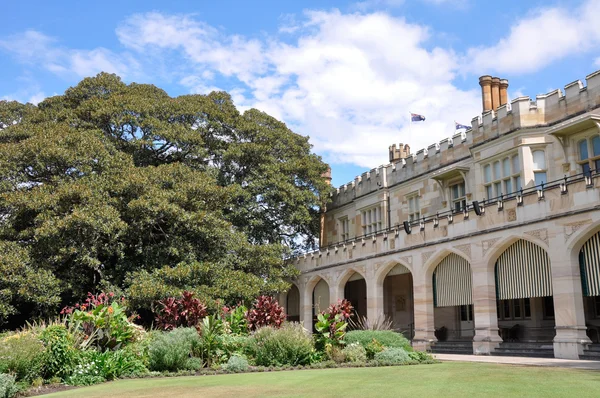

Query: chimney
<box><xmin>389</xmin><ymin>143</ymin><xmax>411</xmax><ymax>163</ymax></box>
<box><xmin>499</xmin><ymin>79</ymin><xmax>509</xmax><ymax>106</ymax></box>
<box><xmin>479</xmin><ymin>75</ymin><xmax>493</xmax><ymax>112</ymax></box>
<box><xmin>322</xmin><ymin>167</ymin><xmax>332</xmax><ymax>185</ymax></box>
<box><xmin>491</xmin><ymin>77</ymin><xmax>501</xmax><ymax>110</ymax></box>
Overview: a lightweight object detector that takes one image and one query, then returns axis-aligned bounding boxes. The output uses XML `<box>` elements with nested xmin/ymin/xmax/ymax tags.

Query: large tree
<box><xmin>0</xmin><ymin>73</ymin><xmax>329</xmax><ymax>326</ymax></box>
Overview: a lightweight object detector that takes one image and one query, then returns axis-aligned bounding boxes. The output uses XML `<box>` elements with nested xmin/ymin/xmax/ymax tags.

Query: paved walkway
<box><xmin>433</xmin><ymin>353</ymin><xmax>600</xmax><ymax>370</ymax></box>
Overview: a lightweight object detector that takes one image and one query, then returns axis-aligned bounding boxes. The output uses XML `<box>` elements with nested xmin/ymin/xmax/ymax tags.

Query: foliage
<box><xmin>40</xmin><ymin>325</ymin><xmax>76</xmax><ymax>380</ymax></box>
<box><xmin>196</xmin><ymin>315</ymin><xmax>224</xmax><ymax>367</ymax></box>
<box><xmin>0</xmin><ymin>374</ymin><xmax>20</xmax><ymax>398</ymax></box>
<box><xmin>324</xmin><ymin>299</ymin><xmax>353</xmax><ymax>321</ymax></box>
<box><xmin>67</xmin><ymin>298</ymin><xmax>140</xmax><ymax>351</ymax></box>
<box><xmin>408</xmin><ymin>351</ymin><xmax>435</xmax><ymax>363</ymax></box>
<box><xmin>364</xmin><ymin>339</ymin><xmax>385</xmax><ymax>360</ymax></box>
<box><xmin>248</xmin><ymin>323</ymin><xmax>314</xmax><ymax>367</ymax></box>
<box><xmin>148</xmin><ymin>328</ymin><xmax>200</xmax><ymax>372</ymax></box>
<box><xmin>345</xmin><ymin>330</ymin><xmax>412</xmax><ymax>352</ymax></box>
<box><xmin>348</xmin><ymin>315</ymin><xmax>394</xmax><ymax>331</ymax></box>
<box><xmin>0</xmin><ymin>241</ymin><xmax>61</xmax><ymax>326</ymax></box>
<box><xmin>0</xmin><ymin>74</ymin><xmax>328</xmax><ymax>326</ymax></box>
<box><xmin>341</xmin><ymin>343</ymin><xmax>367</xmax><ymax>363</ymax></box>
<box><xmin>224</xmin><ymin>354</ymin><xmax>249</xmax><ymax>373</ymax></box>
<box><xmin>246</xmin><ymin>296</ymin><xmax>286</xmax><ymax>331</ymax></box>
<box><xmin>220</xmin><ymin>304</ymin><xmax>248</xmax><ymax>335</ymax></box>
<box><xmin>314</xmin><ymin>313</ymin><xmax>347</xmax><ymax>351</ymax></box>
<box><xmin>154</xmin><ymin>291</ymin><xmax>207</xmax><ymax>331</ymax></box>
<box><xmin>0</xmin><ymin>331</ymin><xmax>45</xmax><ymax>382</ymax></box>
<box><xmin>373</xmin><ymin>348</ymin><xmax>410</xmax><ymax>365</ymax></box>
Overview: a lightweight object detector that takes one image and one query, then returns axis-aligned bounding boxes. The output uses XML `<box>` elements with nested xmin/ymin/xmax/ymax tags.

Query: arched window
<box><xmin>532</xmin><ymin>150</ymin><xmax>547</xmax><ymax>186</ymax></box>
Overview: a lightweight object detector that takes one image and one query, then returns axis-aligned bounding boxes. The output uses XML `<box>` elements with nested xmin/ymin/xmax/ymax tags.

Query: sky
<box><xmin>2</xmin><ymin>0</ymin><xmax>600</xmax><ymax>187</ymax></box>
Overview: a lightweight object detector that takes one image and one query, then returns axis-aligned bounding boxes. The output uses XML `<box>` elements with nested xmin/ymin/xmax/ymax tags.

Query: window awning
<box><xmin>433</xmin><ymin>253</ymin><xmax>472</xmax><ymax>307</ymax></box>
<box><xmin>495</xmin><ymin>240</ymin><xmax>552</xmax><ymax>300</ymax></box>
<box><xmin>580</xmin><ymin>231</ymin><xmax>600</xmax><ymax>297</ymax></box>
<box><xmin>430</xmin><ymin>166</ymin><xmax>470</xmax><ymax>182</ymax></box>
<box><xmin>547</xmin><ymin>114</ymin><xmax>600</xmax><ymax>139</ymax></box>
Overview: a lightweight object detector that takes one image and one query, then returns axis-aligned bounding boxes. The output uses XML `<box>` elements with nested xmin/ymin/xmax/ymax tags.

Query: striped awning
<box><xmin>433</xmin><ymin>253</ymin><xmax>472</xmax><ymax>307</ymax></box>
<box><xmin>580</xmin><ymin>231</ymin><xmax>600</xmax><ymax>297</ymax></box>
<box><xmin>495</xmin><ymin>239</ymin><xmax>552</xmax><ymax>300</ymax></box>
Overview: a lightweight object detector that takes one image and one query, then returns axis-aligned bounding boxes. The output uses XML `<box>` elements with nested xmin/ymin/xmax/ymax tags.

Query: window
<box><xmin>532</xmin><ymin>150</ymin><xmax>547</xmax><ymax>187</ymax></box>
<box><xmin>361</xmin><ymin>206</ymin><xmax>382</xmax><ymax>235</ymax></box>
<box><xmin>497</xmin><ymin>298</ymin><xmax>531</xmax><ymax>320</ymax></box>
<box><xmin>578</xmin><ymin>136</ymin><xmax>600</xmax><ymax>176</ymax></box>
<box><xmin>450</xmin><ymin>182</ymin><xmax>466</xmax><ymax>212</ymax></box>
<box><xmin>483</xmin><ymin>154</ymin><xmax>521</xmax><ymax>199</ymax></box>
<box><xmin>339</xmin><ymin>217</ymin><xmax>350</xmax><ymax>242</ymax></box>
<box><xmin>594</xmin><ymin>296</ymin><xmax>600</xmax><ymax>318</ymax></box>
<box><xmin>407</xmin><ymin>194</ymin><xmax>420</xmax><ymax>222</ymax></box>
<box><xmin>460</xmin><ymin>305</ymin><xmax>473</xmax><ymax>322</ymax></box>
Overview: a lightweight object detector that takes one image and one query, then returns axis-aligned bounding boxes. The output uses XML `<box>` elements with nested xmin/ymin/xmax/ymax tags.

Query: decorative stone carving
<box><xmin>507</xmin><ymin>209</ymin><xmax>517</xmax><ymax>222</ymax></box>
<box><xmin>400</xmin><ymin>255</ymin><xmax>413</xmax><ymax>265</ymax></box>
<box><xmin>482</xmin><ymin>237</ymin><xmax>501</xmax><ymax>257</ymax></box>
<box><xmin>422</xmin><ymin>251</ymin><xmax>435</xmax><ymax>264</ymax></box>
<box><xmin>525</xmin><ymin>228</ymin><xmax>549</xmax><ymax>246</ymax></box>
<box><xmin>455</xmin><ymin>244</ymin><xmax>471</xmax><ymax>259</ymax></box>
<box><xmin>564</xmin><ymin>220</ymin><xmax>592</xmax><ymax>242</ymax></box>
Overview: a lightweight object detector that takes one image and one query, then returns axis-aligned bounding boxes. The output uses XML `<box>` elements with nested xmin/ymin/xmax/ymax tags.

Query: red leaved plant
<box><xmin>154</xmin><ymin>291</ymin><xmax>208</xmax><ymax>330</ymax></box>
<box><xmin>325</xmin><ymin>299</ymin><xmax>354</xmax><ymax>320</ymax></box>
<box><xmin>246</xmin><ymin>295</ymin><xmax>286</xmax><ymax>331</ymax></box>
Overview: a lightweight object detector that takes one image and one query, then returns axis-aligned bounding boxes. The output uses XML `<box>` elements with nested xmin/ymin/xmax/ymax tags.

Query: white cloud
<box><xmin>0</xmin><ymin>30</ymin><xmax>135</xmax><ymax>79</ymax></box>
<box><xmin>117</xmin><ymin>10</ymin><xmax>479</xmax><ymax>169</ymax></box>
<box><xmin>466</xmin><ymin>0</ymin><xmax>600</xmax><ymax>75</ymax></box>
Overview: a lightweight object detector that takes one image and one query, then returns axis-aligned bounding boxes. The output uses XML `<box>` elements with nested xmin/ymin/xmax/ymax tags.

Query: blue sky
<box><xmin>2</xmin><ymin>0</ymin><xmax>600</xmax><ymax>186</ymax></box>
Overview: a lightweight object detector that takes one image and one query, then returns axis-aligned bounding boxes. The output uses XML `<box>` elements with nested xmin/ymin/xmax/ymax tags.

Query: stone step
<box><xmin>497</xmin><ymin>342</ymin><xmax>554</xmax><ymax>350</ymax></box>
<box><xmin>493</xmin><ymin>351</ymin><xmax>554</xmax><ymax>358</ymax></box>
<box><xmin>584</xmin><ymin>344</ymin><xmax>600</xmax><ymax>353</ymax></box>
<box><xmin>580</xmin><ymin>353</ymin><xmax>600</xmax><ymax>361</ymax></box>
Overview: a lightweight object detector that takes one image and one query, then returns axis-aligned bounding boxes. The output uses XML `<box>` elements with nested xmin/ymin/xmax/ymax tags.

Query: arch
<box><xmin>376</xmin><ymin>259</ymin><xmax>414</xmax><ymax>287</ymax></box>
<box><xmin>566</xmin><ymin>221</ymin><xmax>600</xmax><ymax>261</ymax></box>
<box><xmin>483</xmin><ymin>233</ymin><xmax>550</xmax><ymax>273</ymax></box>
<box><xmin>336</xmin><ymin>267</ymin><xmax>367</xmax><ymax>290</ymax></box>
<box><xmin>423</xmin><ymin>247</ymin><xmax>471</xmax><ymax>280</ymax></box>
<box><xmin>312</xmin><ymin>278</ymin><xmax>330</xmax><ymax>315</ymax></box>
<box><xmin>285</xmin><ymin>283</ymin><xmax>300</xmax><ymax>321</ymax></box>
<box><xmin>432</xmin><ymin>253</ymin><xmax>473</xmax><ymax>308</ymax></box>
<box><xmin>337</xmin><ymin>267</ymin><xmax>367</xmax><ymax>320</ymax></box>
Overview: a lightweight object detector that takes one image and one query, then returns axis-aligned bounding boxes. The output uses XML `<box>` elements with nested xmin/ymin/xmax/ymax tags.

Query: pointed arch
<box><xmin>432</xmin><ymin>253</ymin><xmax>473</xmax><ymax>307</ymax></box>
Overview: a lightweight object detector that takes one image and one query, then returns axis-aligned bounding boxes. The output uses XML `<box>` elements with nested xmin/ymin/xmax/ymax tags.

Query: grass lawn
<box><xmin>45</xmin><ymin>362</ymin><xmax>600</xmax><ymax>398</ymax></box>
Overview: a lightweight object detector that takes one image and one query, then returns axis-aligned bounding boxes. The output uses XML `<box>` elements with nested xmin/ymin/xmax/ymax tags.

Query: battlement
<box><xmin>327</xmin><ymin>69</ymin><xmax>600</xmax><ymax>210</ymax></box>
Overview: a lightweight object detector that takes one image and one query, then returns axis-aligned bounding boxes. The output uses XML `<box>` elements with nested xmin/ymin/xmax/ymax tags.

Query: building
<box><xmin>282</xmin><ymin>69</ymin><xmax>600</xmax><ymax>360</ymax></box>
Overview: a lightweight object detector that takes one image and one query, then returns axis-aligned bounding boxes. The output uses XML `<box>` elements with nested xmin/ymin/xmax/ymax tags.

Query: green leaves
<box><xmin>0</xmin><ymin>72</ymin><xmax>327</xmax><ymax>327</ymax></box>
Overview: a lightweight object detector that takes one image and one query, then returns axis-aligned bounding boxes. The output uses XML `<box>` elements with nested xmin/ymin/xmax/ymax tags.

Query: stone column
<box><xmin>471</xmin><ymin>259</ymin><xmax>502</xmax><ymax>355</ymax></box>
<box><xmin>330</xmin><ymin>281</ymin><xmax>344</xmax><ymax>305</ymax></box>
<box><xmin>479</xmin><ymin>75</ymin><xmax>493</xmax><ymax>112</ymax></box>
<box><xmin>412</xmin><ymin>271</ymin><xmax>437</xmax><ymax>351</ymax></box>
<box><xmin>366</xmin><ymin>270</ymin><xmax>384</xmax><ymax>322</ymax></box>
<box><xmin>300</xmin><ymin>282</ymin><xmax>314</xmax><ymax>332</ymax></box>
<box><xmin>550</xmin><ymin>233</ymin><xmax>591</xmax><ymax>359</ymax></box>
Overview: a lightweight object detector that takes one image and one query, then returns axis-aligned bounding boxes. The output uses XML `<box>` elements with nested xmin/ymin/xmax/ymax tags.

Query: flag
<box><xmin>455</xmin><ymin>121</ymin><xmax>470</xmax><ymax>130</ymax></box>
<box><xmin>411</xmin><ymin>113</ymin><xmax>426</xmax><ymax>122</ymax></box>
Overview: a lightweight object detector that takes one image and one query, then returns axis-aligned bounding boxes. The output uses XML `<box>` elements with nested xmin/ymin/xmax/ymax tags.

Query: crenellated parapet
<box><xmin>327</xmin><ymin>69</ymin><xmax>600</xmax><ymax>210</ymax></box>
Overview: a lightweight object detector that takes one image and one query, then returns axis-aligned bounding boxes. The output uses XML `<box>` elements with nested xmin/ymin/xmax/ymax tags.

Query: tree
<box><xmin>0</xmin><ymin>73</ymin><xmax>329</xmax><ymax>326</ymax></box>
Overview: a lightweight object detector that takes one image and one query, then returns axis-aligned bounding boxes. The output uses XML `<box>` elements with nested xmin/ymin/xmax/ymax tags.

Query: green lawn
<box><xmin>45</xmin><ymin>362</ymin><xmax>600</xmax><ymax>398</ymax></box>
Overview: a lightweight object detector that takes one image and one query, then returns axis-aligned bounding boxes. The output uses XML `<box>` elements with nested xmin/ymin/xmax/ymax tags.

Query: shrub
<box><xmin>364</xmin><ymin>339</ymin><xmax>384</xmax><ymax>360</ymax></box>
<box><xmin>197</xmin><ymin>315</ymin><xmax>225</xmax><ymax>367</ymax></box>
<box><xmin>314</xmin><ymin>313</ymin><xmax>347</xmax><ymax>350</ymax></box>
<box><xmin>65</xmin><ymin>294</ymin><xmax>141</xmax><ymax>351</ymax></box>
<box><xmin>408</xmin><ymin>351</ymin><xmax>435</xmax><ymax>363</ymax></box>
<box><xmin>0</xmin><ymin>374</ymin><xmax>20</xmax><ymax>398</ymax></box>
<box><xmin>341</xmin><ymin>343</ymin><xmax>367</xmax><ymax>363</ymax></box>
<box><xmin>148</xmin><ymin>328</ymin><xmax>200</xmax><ymax>372</ymax></box>
<box><xmin>224</xmin><ymin>355</ymin><xmax>249</xmax><ymax>372</ymax></box>
<box><xmin>248</xmin><ymin>323</ymin><xmax>314</xmax><ymax>367</ymax></box>
<box><xmin>324</xmin><ymin>299</ymin><xmax>353</xmax><ymax>321</ymax></box>
<box><xmin>154</xmin><ymin>291</ymin><xmax>208</xmax><ymax>331</ymax></box>
<box><xmin>374</xmin><ymin>347</ymin><xmax>410</xmax><ymax>365</ymax></box>
<box><xmin>348</xmin><ymin>315</ymin><xmax>393</xmax><ymax>331</ymax></box>
<box><xmin>40</xmin><ymin>325</ymin><xmax>76</xmax><ymax>380</ymax></box>
<box><xmin>0</xmin><ymin>331</ymin><xmax>45</xmax><ymax>382</ymax></box>
<box><xmin>220</xmin><ymin>305</ymin><xmax>248</xmax><ymax>335</ymax></box>
<box><xmin>246</xmin><ymin>296</ymin><xmax>286</xmax><ymax>331</ymax></box>
<box><xmin>345</xmin><ymin>330</ymin><xmax>412</xmax><ymax>352</ymax></box>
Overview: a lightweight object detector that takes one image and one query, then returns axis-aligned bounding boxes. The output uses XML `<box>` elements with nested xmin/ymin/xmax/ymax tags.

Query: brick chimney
<box><xmin>479</xmin><ymin>75</ymin><xmax>493</xmax><ymax>112</ymax></box>
<box><xmin>499</xmin><ymin>79</ymin><xmax>509</xmax><ymax>106</ymax></box>
<box><xmin>389</xmin><ymin>143</ymin><xmax>411</xmax><ymax>163</ymax></box>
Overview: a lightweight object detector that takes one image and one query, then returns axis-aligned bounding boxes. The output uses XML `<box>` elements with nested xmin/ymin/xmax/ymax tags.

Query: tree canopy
<box><xmin>0</xmin><ymin>73</ymin><xmax>330</xmax><ymax>326</ymax></box>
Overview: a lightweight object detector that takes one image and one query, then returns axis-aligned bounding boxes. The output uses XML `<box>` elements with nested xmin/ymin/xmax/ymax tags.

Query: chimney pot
<box><xmin>499</xmin><ymin>79</ymin><xmax>509</xmax><ymax>106</ymax></box>
<box><xmin>491</xmin><ymin>77</ymin><xmax>501</xmax><ymax>110</ymax></box>
<box><xmin>479</xmin><ymin>75</ymin><xmax>493</xmax><ymax>112</ymax></box>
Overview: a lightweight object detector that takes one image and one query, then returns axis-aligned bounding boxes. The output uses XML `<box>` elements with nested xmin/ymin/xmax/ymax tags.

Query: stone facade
<box><xmin>285</xmin><ymin>70</ymin><xmax>600</xmax><ymax>360</ymax></box>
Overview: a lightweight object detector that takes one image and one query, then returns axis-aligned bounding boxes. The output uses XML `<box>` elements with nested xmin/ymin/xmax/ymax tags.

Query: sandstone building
<box><xmin>282</xmin><ymin>69</ymin><xmax>600</xmax><ymax>360</ymax></box>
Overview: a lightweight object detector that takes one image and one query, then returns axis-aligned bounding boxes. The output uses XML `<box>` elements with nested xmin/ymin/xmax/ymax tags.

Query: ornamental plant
<box><xmin>246</xmin><ymin>296</ymin><xmax>286</xmax><ymax>331</ymax></box>
<box><xmin>154</xmin><ymin>291</ymin><xmax>208</xmax><ymax>330</ymax></box>
<box><xmin>220</xmin><ymin>304</ymin><xmax>248</xmax><ymax>335</ymax></box>
<box><xmin>325</xmin><ymin>299</ymin><xmax>353</xmax><ymax>321</ymax></box>
<box><xmin>314</xmin><ymin>313</ymin><xmax>347</xmax><ymax>351</ymax></box>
